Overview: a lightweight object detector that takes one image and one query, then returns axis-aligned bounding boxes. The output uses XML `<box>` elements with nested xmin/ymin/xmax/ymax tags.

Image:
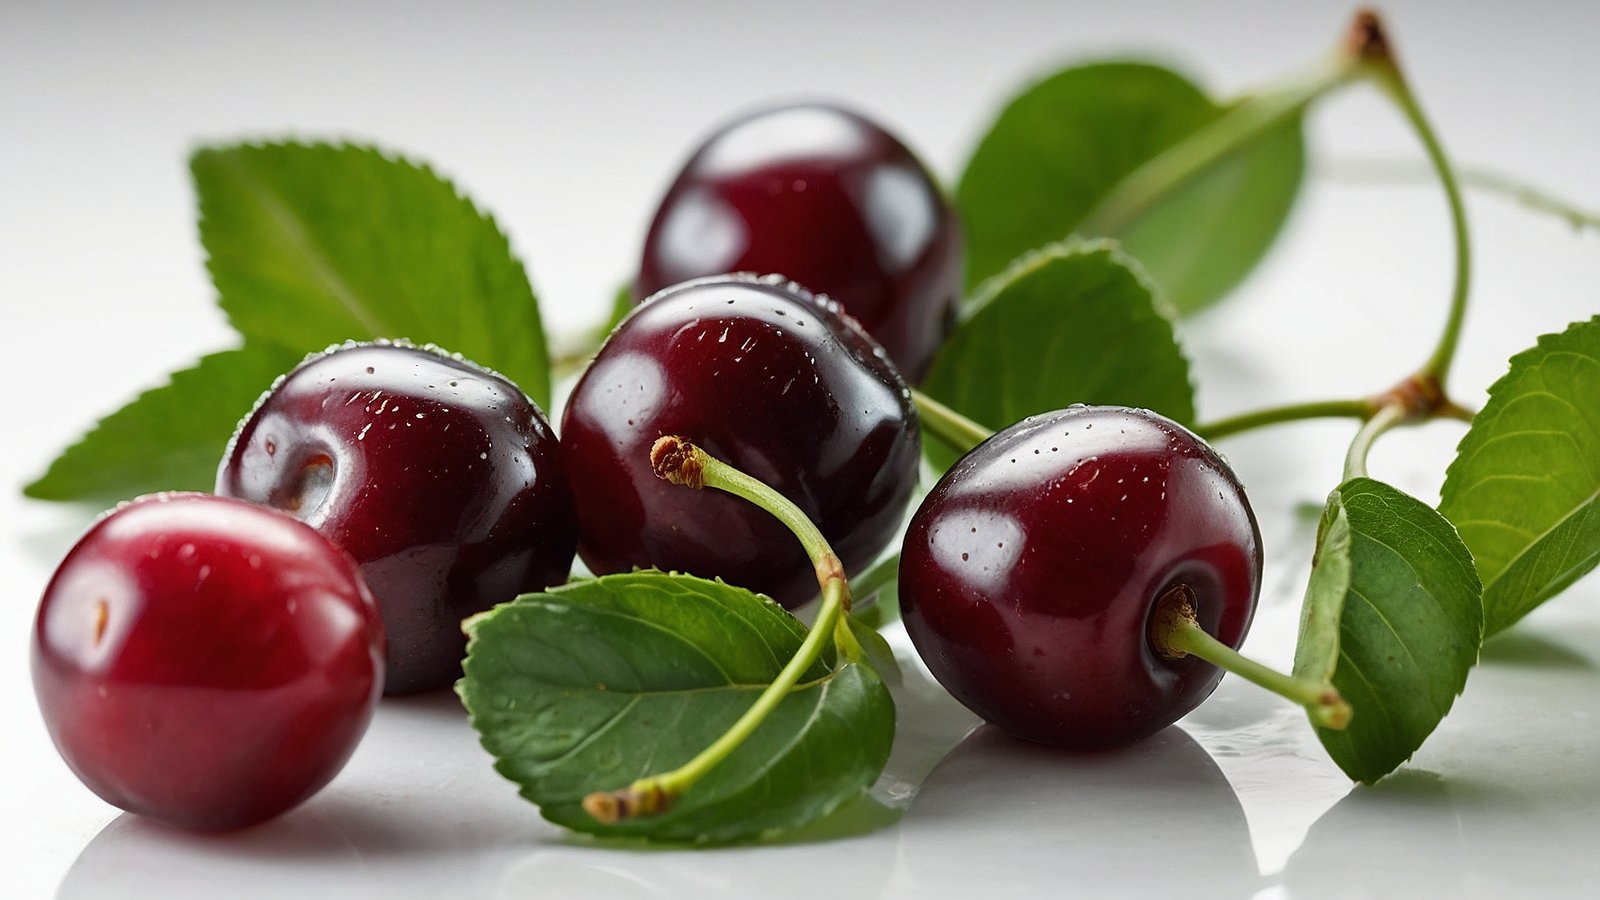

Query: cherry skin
<box><xmin>217</xmin><ymin>341</ymin><xmax>577</xmax><ymax>694</ymax></box>
<box><xmin>562</xmin><ymin>274</ymin><xmax>921</xmax><ymax>608</ymax></box>
<box><xmin>32</xmin><ymin>493</ymin><xmax>384</xmax><ymax>831</ymax></box>
<box><xmin>635</xmin><ymin>103</ymin><xmax>962</xmax><ymax>384</ymax></box>
<box><xmin>898</xmin><ymin>406</ymin><xmax>1262</xmax><ymax>748</ymax></box>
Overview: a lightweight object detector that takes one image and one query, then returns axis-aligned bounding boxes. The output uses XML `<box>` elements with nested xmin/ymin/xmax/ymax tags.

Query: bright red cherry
<box><xmin>562</xmin><ymin>275</ymin><xmax>921</xmax><ymax>608</ymax></box>
<box><xmin>899</xmin><ymin>407</ymin><xmax>1261</xmax><ymax>748</ymax></box>
<box><xmin>217</xmin><ymin>341</ymin><xmax>576</xmax><ymax>694</ymax></box>
<box><xmin>635</xmin><ymin>103</ymin><xmax>962</xmax><ymax>383</ymax></box>
<box><xmin>32</xmin><ymin>493</ymin><xmax>383</xmax><ymax>831</ymax></box>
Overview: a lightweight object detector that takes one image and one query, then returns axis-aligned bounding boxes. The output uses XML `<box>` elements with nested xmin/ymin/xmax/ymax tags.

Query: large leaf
<box><xmin>957</xmin><ymin>61</ymin><xmax>1304</xmax><ymax>313</ymax></box>
<box><xmin>1295</xmin><ymin>478</ymin><xmax>1483</xmax><ymax>784</ymax></box>
<box><xmin>23</xmin><ymin>345</ymin><xmax>303</xmax><ymax>503</ymax></box>
<box><xmin>1439</xmin><ymin>316</ymin><xmax>1600</xmax><ymax>635</ymax></box>
<box><xmin>193</xmin><ymin>142</ymin><xmax>551</xmax><ymax>407</ymax></box>
<box><xmin>920</xmin><ymin>240</ymin><xmax>1193</xmax><ymax>469</ymax></box>
<box><xmin>458</xmin><ymin>572</ymin><xmax>894</xmax><ymax>845</ymax></box>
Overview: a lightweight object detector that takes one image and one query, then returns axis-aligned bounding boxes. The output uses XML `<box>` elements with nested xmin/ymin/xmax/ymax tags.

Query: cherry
<box><xmin>561</xmin><ymin>274</ymin><xmax>921</xmax><ymax>608</ymax></box>
<box><xmin>898</xmin><ymin>406</ymin><xmax>1262</xmax><ymax>748</ymax></box>
<box><xmin>31</xmin><ymin>493</ymin><xmax>383</xmax><ymax>831</ymax></box>
<box><xmin>635</xmin><ymin>103</ymin><xmax>962</xmax><ymax>384</ymax></box>
<box><xmin>217</xmin><ymin>341</ymin><xmax>577</xmax><ymax>694</ymax></box>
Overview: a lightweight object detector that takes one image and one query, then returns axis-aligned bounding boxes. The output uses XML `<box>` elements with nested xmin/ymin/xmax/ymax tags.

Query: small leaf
<box><xmin>957</xmin><ymin>61</ymin><xmax>1305</xmax><ymax>313</ymax></box>
<box><xmin>23</xmin><ymin>345</ymin><xmax>303</xmax><ymax>503</ymax></box>
<box><xmin>1295</xmin><ymin>478</ymin><xmax>1483</xmax><ymax>784</ymax></box>
<box><xmin>1292</xmin><ymin>497</ymin><xmax>1352</xmax><ymax>687</ymax></box>
<box><xmin>1439</xmin><ymin>316</ymin><xmax>1600</xmax><ymax>635</ymax></box>
<box><xmin>193</xmin><ymin>142</ymin><xmax>552</xmax><ymax>408</ymax></box>
<box><xmin>920</xmin><ymin>240</ymin><xmax>1193</xmax><ymax>469</ymax></box>
<box><xmin>843</xmin><ymin>613</ymin><xmax>903</xmax><ymax>687</ymax></box>
<box><xmin>458</xmin><ymin>572</ymin><xmax>894</xmax><ymax>845</ymax></box>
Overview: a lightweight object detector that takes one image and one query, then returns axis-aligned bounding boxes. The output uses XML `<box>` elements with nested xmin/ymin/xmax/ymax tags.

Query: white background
<box><xmin>3</xmin><ymin>1</ymin><xmax>1597</xmax><ymax>896</ymax></box>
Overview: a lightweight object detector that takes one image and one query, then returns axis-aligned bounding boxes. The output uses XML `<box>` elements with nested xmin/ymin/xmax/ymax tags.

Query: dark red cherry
<box><xmin>635</xmin><ymin>103</ymin><xmax>962</xmax><ymax>383</ymax></box>
<box><xmin>217</xmin><ymin>341</ymin><xmax>577</xmax><ymax>694</ymax></box>
<box><xmin>32</xmin><ymin>493</ymin><xmax>383</xmax><ymax>831</ymax></box>
<box><xmin>899</xmin><ymin>406</ymin><xmax>1261</xmax><ymax>748</ymax></box>
<box><xmin>562</xmin><ymin>275</ymin><xmax>921</xmax><ymax>608</ymax></box>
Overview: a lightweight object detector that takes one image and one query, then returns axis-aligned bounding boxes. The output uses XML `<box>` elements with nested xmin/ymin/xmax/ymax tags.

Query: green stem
<box><xmin>1342</xmin><ymin>402</ymin><xmax>1408</xmax><ymax>482</ymax></box>
<box><xmin>1194</xmin><ymin>398</ymin><xmax>1375</xmax><ymax>441</ymax></box>
<box><xmin>912</xmin><ymin>390</ymin><xmax>994</xmax><ymax>456</ymax></box>
<box><xmin>1323</xmin><ymin>158</ymin><xmax>1600</xmax><ymax>233</ymax></box>
<box><xmin>582</xmin><ymin>437</ymin><xmax>851</xmax><ymax>824</ymax></box>
<box><xmin>849</xmin><ymin>552</ymin><xmax>901</xmax><ymax>611</ymax></box>
<box><xmin>1365</xmin><ymin>59</ymin><xmax>1472</xmax><ymax>387</ymax></box>
<box><xmin>1153</xmin><ymin>586</ymin><xmax>1350</xmax><ymax>729</ymax></box>
<box><xmin>1077</xmin><ymin>50</ymin><xmax>1363</xmax><ymax>237</ymax></box>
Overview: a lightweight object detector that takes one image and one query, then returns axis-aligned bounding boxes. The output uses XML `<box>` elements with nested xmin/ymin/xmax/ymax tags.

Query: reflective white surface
<box><xmin>4</xmin><ymin>1</ymin><xmax>1598</xmax><ymax>897</ymax></box>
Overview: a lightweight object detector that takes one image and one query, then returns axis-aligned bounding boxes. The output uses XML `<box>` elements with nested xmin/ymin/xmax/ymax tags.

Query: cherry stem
<box><xmin>1342</xmin><ymin>401</ymin><xmax>1409</xmax><ymax>482</ymax></box>
<box><xmin>1359</xmin><ymin>57</ymin><xmax>1472</xmax><ymax>389</ymax></box>
<box><xmin>1194</xmin><ymin>398</ymin><xmax>1377</xmax><ymax>442</ymax></box>
<box><xmin>1152</xmin><ymin>586</ymin><xmax>1351</xmax><ymax>730</ymax></box>
<box><xmin>849</xmin><ymin>552</ymin><xmax>901</xmax><ymax>613</ymax></box>
<box><xmin>912</xmin><ymin>390</ymin><xmax>994</xmax><ymax>456</ymax></box>
<box><xmin>1074</xmin><ymin>12</ymin><xmax>1376</xmax><ymax>239</ymax></box>
<box><xmin>1323</xmin><ymin>158</ymin><xmax>1600</xmax><ymax>235</ymax></box>
<box><xmin>581</xmin><ymin>437</ymin><xmax>854</xmax><ymax>825</ymax></box>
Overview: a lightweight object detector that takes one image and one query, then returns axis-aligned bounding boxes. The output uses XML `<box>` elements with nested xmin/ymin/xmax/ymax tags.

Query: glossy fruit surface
<box><xmin>635</xmin><ymin>103</ymin><xmax>962</xmax><ymax>383</ymax></box>
<box><xmin>32</xmin><ymin>493</ymin><xmax>383</xmax><ymax>831</ymax></box>
<box><xmin>562</xmin><ymin>275</ymin><xmax>920</xmax><ymax>607</ymax></box>
<box><xmin>899</xmin><ymin>406</ymin><xmax>1261</xmax><ymax>748</ymax></box>
<box><xmin>218</xmin><ymin>341</ymin><xmax>576</xmax><ymax>694</ymax></box>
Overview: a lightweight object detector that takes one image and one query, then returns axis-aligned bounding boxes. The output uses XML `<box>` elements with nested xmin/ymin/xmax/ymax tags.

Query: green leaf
<box><xmin>23</xmin><ymin>345</ymin><xmax>303</xmax><ymax>503</ymax></box>
<box><xmin>920</xmin><ymin>240</ymin><xmax>1193</xmax><ymax>470</ymax></box>
<box><xmin>458</xmin><ymin>571</ymin><xmax>895</xmax><ymax>845</ymax></box>
<box><xmin>598</xmin><ymin>282</ymin><xmax>636</xmax><ymax>342</ymax></box>
<box><xmin>1295</xmin><ymin>478</ymin><xmax>1483</xmax><ymax>784</ymax></box>
<box><xmin>843</xmin><ymin>613</ymin><xmax>902</xmax><ymax>687</ymax></box>
<box><xmin>193</xmin><ymin>142</ymin><xmax>551</xmax><ymax>408</ymax></box>
<box><xmin>1439</xmin><ymin>316</ymin><xmax>1600</xmax><ymax>635</ymax></box>
<box><xmin>957</xmin><ymin>61</ymin><xmax>1305</xmax><ymax>313</ymax></box>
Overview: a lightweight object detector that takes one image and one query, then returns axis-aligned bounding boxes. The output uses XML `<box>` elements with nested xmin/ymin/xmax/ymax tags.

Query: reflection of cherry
<box><xmin>32</xmin><ymin>494</ymin><xmax>383</xmax><ymax>831</ymax></box>
<box><xmin>635</xmin><ymin>103</ymin><xmax>962</xmax><ymax>383</ymax></box>
<box><xmin>899</xmin><ymin>725</ymin><xmax>1260</xmax><ymax>895</ymax></box>
<box><xmin>58</xmin><ymin>692</ymin><xmax>548</xmax><ymax>897</ymax></box>
<box><xmin>900</xmin><ymin>407</ymin><xmax>1262</xmax><ymax>747</ymax></box>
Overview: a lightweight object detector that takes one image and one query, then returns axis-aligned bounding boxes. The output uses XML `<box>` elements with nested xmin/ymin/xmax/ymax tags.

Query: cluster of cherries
<box><xmin>32</xmin><ymin>104</ymin><xmax>1261</xmax><ymax>831</ymax></box>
